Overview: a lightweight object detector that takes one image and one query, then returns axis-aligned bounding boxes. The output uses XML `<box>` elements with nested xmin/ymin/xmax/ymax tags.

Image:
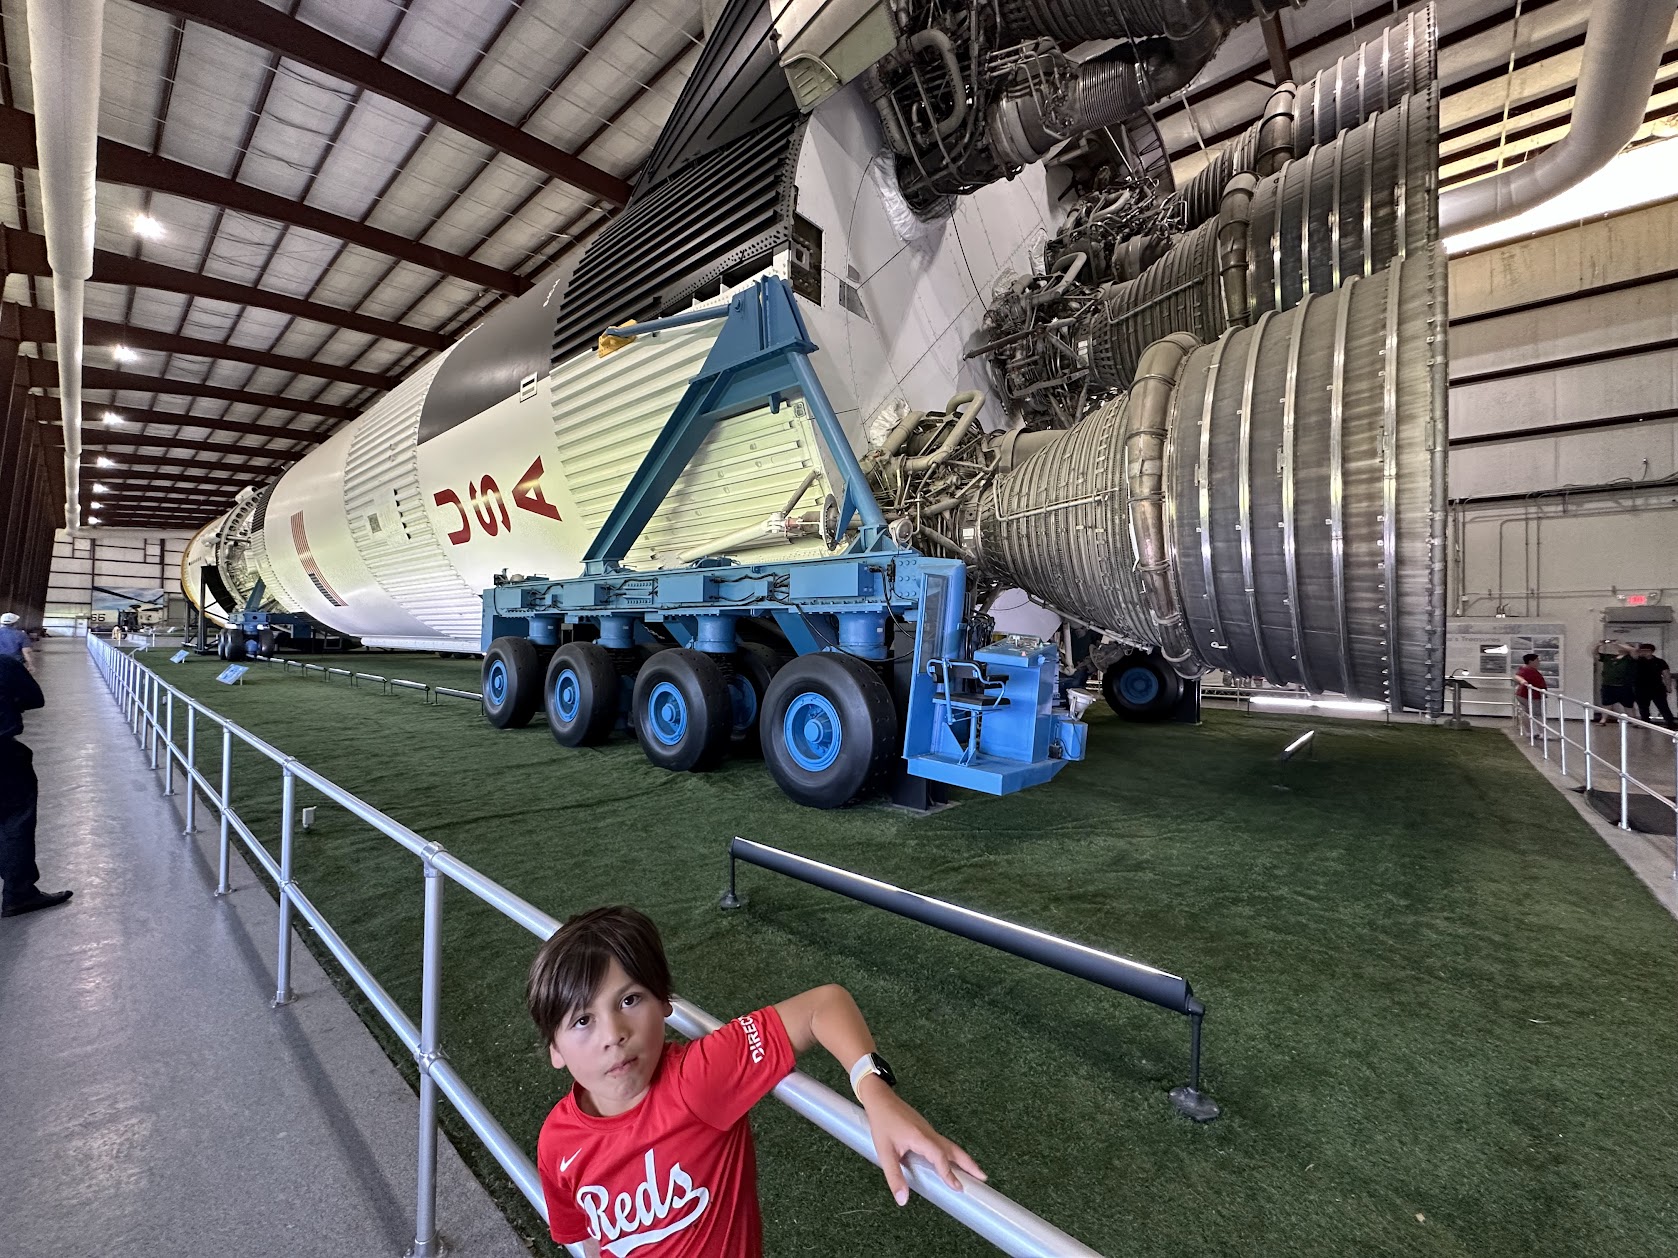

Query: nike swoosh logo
<box><xmin>560</xmin><ymin>1148</ymin><xmax>582</xmax><ymax>1173</ymax></box>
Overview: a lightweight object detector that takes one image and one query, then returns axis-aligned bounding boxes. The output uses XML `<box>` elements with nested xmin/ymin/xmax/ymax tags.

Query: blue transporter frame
<box><xmin>481</xmin><ymin>276</ymin><xmax>1086</xmax><ymax>799</ymax></box>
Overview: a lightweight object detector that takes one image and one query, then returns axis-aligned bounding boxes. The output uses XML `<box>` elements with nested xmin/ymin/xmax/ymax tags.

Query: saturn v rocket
<box><xmin>184</xmin><ymin>0</ymin><xmax>1446</xmax><ymax>714</ymax></box>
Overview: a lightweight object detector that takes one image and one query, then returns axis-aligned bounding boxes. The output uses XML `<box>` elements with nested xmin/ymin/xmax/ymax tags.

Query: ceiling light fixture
<box><xmin>103</xmin><ymin>411</ymin><xmax>124</xmax><ymax>425</ymax></box>
<box><xmin>93</xmin><ymin>483</ymin><xmax>111</xmax><ymax>493</ymax></box>
<box><xmin>87</xmin><ymin>516</ymin><xmax>102</xmax><ymax>525</ymax></box>
<box><xmin>133</xmin><ymin>214</ymin><xmax>165</xmax><ymax>240</ymax></box>
<box><xmin>96</xmin><ymin>456</ymin><xmax>117</xmax><ymax>468</ymax></box>
<box><xmin>113</xmin><ymin>345</ymin><xmax>139</xmax><ymax>363</ymax></box>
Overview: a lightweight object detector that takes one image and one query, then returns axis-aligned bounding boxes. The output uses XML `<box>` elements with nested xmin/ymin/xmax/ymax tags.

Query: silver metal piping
<box><xmin>1439</xmin><ymin>0</ymin><xmax>1678</xmax><ymax>236</ymax></box>
<box><xmin>26</xmin><ymin>0</ymin><xmax>104</xmax><ymax>536</ymax></box>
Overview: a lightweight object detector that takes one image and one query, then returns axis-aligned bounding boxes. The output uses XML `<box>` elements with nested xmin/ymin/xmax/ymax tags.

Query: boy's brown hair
<box><xmin>527</xmin><ymin>905</ymin><xmax>674</xmax><ymax>1047</ymax></box>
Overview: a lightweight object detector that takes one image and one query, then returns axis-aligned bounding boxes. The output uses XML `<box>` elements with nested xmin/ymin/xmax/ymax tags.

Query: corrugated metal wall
<box><xmin>43</xmin><ymin>528</ymin><xmax>196</xmax><ymax>635</ymax></box>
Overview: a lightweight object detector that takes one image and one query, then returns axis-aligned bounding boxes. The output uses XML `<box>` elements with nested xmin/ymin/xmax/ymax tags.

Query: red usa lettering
<box><xmin>577</xmin><ymin>1148</ymin><xmax>711</xmax><ymax>1256</ymax></box>
<box><xmin>432</xmin><ymin>457</ymin><xmax>562</xmax><ymax>546</ymax></box>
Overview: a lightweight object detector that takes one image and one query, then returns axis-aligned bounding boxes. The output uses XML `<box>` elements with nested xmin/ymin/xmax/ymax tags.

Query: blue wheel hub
<box><xmin>784</xmin><ymin>691</ymin><xmax>842</xmax><ymax>772</ymax></box>
<box><xmin>728</xmin><ymin>674</ymin><xmax>759</xmax><ymax>734</ymax></box>
<box><xmin>1118</xmin><ymin>666</ymin><xmax>1160</xmax><ymax>705</ymax></box>
<box><xmin>552</xmin><ymin>667</ymin><xmax>581</xmax><ymax>722</ymax></box>
<box><xmin>647</xmin><ymin>681</ymin><xmax>689</xmax><ymax>747</ymax></box>
<box><xmin>486</xmin><ymin>659</ymin><xmax>509</xmax><ymax>705</ymax></box>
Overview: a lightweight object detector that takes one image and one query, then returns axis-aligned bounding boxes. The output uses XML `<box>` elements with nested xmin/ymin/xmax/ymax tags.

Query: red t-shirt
<box><xmin>1515</xmin><ymin>664</ymin><xmax>1548</xmax><ymax>700</ymax></box>
<box><xmin>537</xmin><ymin>1006</ymin><xmax>796</xmax><ymax>1257</ymax></box>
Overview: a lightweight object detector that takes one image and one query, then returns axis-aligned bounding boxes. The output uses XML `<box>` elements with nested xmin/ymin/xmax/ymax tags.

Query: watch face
<box><xmin>872</xmin><ymin>1053</ymin><xmax>897</xmax><ymax>1088</ymax></box>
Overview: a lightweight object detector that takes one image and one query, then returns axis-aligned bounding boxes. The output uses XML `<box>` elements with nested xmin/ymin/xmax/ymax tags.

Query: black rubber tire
<box><xmin>215</xmin><ymin>629</ymin><xmax>229</xmax><ymax>661</ymax></box>
<box><xmin>545</xmin><ymin>643</ymin><xmax>620</xmax><ymax>747</ymax></box>
<box><xmin>1101</xmin><ymin>652</ymin><xmax>1183</xmax><ymax>721</ymax></box>
<box><xmin>727</xmin><ymin>642</ymin><xmax>785</xmax><ymax>756</ymax></box>
<box><xmin>761</xmin><ymin>653</ymin><xmax>898</xmax><ymax>809</ymax></box>
<box><xmin>631</xmin><ymin>649</ymin><xmax>731</xmax><ymax>772</ymax></box>
<box><xmin>257</xmin><ymin>628</ymin><xmax>279</xmax><ymax>657</ymax></box>
<box><xmin>481</xmin><ymin>636</ymin><xmax>542</xmax><ymax>729</ymax></box>
<box><xmin>225</xmin><ymin>633</ymin><xmax>249</xmax><ymax>663</ymax></box>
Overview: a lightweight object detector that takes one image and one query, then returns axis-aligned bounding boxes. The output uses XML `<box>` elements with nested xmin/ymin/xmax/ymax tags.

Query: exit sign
<box><xmin>1625</xmin><ymin>594</ymin><xmax>1649</xmax><ymax>606</ymax></box>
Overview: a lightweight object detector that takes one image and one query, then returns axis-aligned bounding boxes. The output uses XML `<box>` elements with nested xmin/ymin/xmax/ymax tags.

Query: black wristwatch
<box><xmin>849</xmin><ymin>1052</ymin><xmax>897</xmax><ymax>1098</ymax></box>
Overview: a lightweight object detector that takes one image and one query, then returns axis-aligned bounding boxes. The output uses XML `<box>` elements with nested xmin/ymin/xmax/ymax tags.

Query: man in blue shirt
<box><xmin>0</xmin><ymin>652</ymin><xmax>72</xmax><ymax>917</ymax></box>
<box><xmin>0</xmin><ymin>611</ymin><xmax>33</xmax><ymax>672</ymax></box>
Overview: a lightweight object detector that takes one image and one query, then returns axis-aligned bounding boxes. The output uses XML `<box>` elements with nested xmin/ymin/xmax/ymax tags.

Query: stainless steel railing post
<box><xmin>1618</xmin><ymin>717</ymin><xmax>1630</xmax><ymax>830</ymax></box>
<box><xmin>163</xmin><ymin>692</ymin><xmax>176</xmax><ymax>796</ymax></box>
<box><xmin>1557</xmin><ymin>696</ymin><xmax>1567</xmax><ymax>777</ymax></box>
<box><xmin>1584</xmin><ymin>712</ymin><xmax>1594</xmax><ymax>792</ymax></box>
<box><xmin>1540</xmin><ymin>692</ymin><xmax>1550</xmax><ymax>760</ymax></box>
<box><xmin>274</xmin><ymin>765</ymin><xmax>297</xmax><ymax>1006</ymax></box>
<box><xmin>409</xmin><ymin>858</ymin><xmax>447</xmax><ymax>1258</ymax></box>
<box><xmin>216</xmin><ymin>727</ymin><xmax>233</xmax><ymax>895</ymax></box>
<box><xmin>184</xmin><ymin>706</ymin><xmax>197</xmax><ymax>835</ymax></box>
<box><xmin>148</xmin><ymin>676</ymin><xmax>160</xmax><ymax>769</ymax></box>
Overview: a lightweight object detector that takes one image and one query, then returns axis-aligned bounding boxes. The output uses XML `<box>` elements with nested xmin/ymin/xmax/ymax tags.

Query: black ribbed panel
<box><xmin>549</xmin><ymin>113</ymin><xmax>805</xmax><ymax>367</ymax></box>
<box><xmin>636</xmin><ymin>0</ymin><xmax>798</xmax><ymax>191</ymax></box>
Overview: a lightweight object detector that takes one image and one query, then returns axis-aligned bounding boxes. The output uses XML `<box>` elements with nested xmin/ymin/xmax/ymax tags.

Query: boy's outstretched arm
<box><xmin>774</xmin><ymin>984</ymin><xmax>986</xmax><ymax>1206</ymax></box>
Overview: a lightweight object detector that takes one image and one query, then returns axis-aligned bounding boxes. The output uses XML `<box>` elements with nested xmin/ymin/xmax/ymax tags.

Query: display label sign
<box><xmin>170</xmin><ymin>649</ymin><xmax>190</xmax><ymax>664</ymax></box>
<box><xmin>216</xmin><ymin>665</ymin><xmax>249</xmax><ymax>686</ymax></box>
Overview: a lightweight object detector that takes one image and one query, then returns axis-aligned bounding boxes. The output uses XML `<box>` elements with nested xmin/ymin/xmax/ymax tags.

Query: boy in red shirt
<box><xmin>527</xmin><ymin>906</ymin><xmax>984</xmax><ymax>1257</ymax></box>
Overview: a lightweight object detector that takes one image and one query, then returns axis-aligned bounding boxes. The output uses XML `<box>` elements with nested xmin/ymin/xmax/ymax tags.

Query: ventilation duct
<box><xmin>1439</xmin><ymin>0</ymin><xmax>1678</xmax><ymax>236</ymax></box>
<box><xmin>26</xmin><ymin>0</ymin><xmax>104</xmax><ymax>535</ymax></box>
<box><xmin>973</xmin><ymin>246</ymin><xmax>1448</xmax><ymax>714</ymax></box>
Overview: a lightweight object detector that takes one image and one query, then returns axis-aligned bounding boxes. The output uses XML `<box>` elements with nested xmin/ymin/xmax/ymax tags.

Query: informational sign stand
<box><xmin>170</xmin><ymin>649</ymin><xmax>190</xmax><ymax>664</ymax></box>
<box><xmin>216</xmin><ymin>664</ymin><xmax>249</xmax><ymax>686</ymax></box>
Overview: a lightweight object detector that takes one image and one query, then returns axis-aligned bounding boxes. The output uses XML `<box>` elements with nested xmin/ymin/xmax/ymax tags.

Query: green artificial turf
<box><xmin>136</xmin><ymin>647</ymin><xmax>1678</xmax><ymax>1257</ymax></box>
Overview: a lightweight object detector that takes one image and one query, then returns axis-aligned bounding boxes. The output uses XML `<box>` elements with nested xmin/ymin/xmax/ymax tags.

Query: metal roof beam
<box><xmin>1</xmin><ymin>226</ymin><xmax>449</xmax><ymax>351</ymax></box>
<box><xmin>72</xmin><ymin>429</ymin><xmax>309</xmax><ymax>457</ymax></box>
<box><xmin>9</xmin><ymin>303</ymin><xmax>394</xmax><ymax>390</ymax></box>
<box><xmin>126</xmin><ymin>0</ymin><xmax>633</xmax><ymax>209</ymax></box>
<box><xmin>76</xmin><ymin>449</ymin><xmax>292</xmax><ymax>475</ymax></box>
<box><xmin>0</xmin><ymin>106</ymin><xmax>531</xmax><ymax>295</ymax></box>
<box><xmin>70</xmin><ymin>404</ymin><xmax>330</xmax><ymax>445</ymax></box>
<box><xmin>25</xmin><ymin>359</ymin><xmax>357</xmax><ymax>421</ymax></box>
<box><xmin>90</xmin><ymin>467</ymin><xmax>270</xmax><ymax>488</ymax></box>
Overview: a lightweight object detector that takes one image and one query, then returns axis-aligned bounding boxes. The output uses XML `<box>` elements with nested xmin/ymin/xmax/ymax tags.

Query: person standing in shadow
<box><xmin>0</xmin><ymin>652</ymin><xmax>73</xmax><ymax>918</ymax></box>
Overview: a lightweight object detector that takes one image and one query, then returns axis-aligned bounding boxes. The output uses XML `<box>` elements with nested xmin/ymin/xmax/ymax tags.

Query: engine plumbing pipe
<box><xmin>1440</xmin><ymin>0</ymin><xmax>1678</xmax><ymax>235</ymax></box>
<box><xmin>26</xmin><ymin>0</ymin><xmax>104</xmax><ymax>536</ymax></box>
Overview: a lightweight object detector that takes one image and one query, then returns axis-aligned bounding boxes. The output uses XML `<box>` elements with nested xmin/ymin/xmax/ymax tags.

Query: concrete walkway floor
<box><xmin>0</xmin><ymin>639</ymin><xmax>530</xmax><ymax>1258</ymax></box>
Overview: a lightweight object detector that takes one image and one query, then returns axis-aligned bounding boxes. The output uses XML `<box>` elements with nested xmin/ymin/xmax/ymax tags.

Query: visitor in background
<box><xmin>1632</xmin><ymin>643</ymin><xmax>1676</xmax><ymax>730</ymax></box>
<box><xmin>0</xmin><ymin>612</ymin><xmax>34</xmax><ymax>673</ymax></box>
<box><xmin>1514</xmin><ymin>653</ymin><xmax>1547</xmax><ymax>734</ymax></box>
<box><xmin>1593</xmin><ymin>641</ymin><xmax>1637</xmax><ymax>725</ymax></box>
<box><xmin>0</xmin><ymin>651</ymin><xmax>72</xmax><ymax>918</ymax></box>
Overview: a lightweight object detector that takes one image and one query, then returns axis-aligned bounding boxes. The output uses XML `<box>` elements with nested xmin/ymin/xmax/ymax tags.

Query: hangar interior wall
<box><xmin>1448</xmin><ymin>197</ymin><xmax>1678</xmax><ymax>692</ymax></box>
<box><xmin>44</xmin><ymin>528</ymin><xmax>195</xmax><ymax>636</ymax></box>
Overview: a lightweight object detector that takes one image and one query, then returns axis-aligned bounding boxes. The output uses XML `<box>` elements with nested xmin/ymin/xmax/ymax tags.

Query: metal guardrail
<box><xmin>88</xmin><ymin>636</ymin><xmax>1100</xmax><ymax>1258</ymax></box>
<box><xmin>722</xmin><ymin>837</ymin><xmax>1219</xmax><ymax>1122</ymax></box>
<box><xmin>1513</xmin><ymin>684</ymin><xmax>1678</xmax><ymax>876</ymax></box>
<box><xmin>246</xmin><ymin>652</ymin><xmax>485</xmax><ymax>706</ymax></box>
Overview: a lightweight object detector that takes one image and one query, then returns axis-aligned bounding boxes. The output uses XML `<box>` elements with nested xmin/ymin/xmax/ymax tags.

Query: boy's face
<box><xmin>547</xmin><ymin>956</ymin><xmax>671</xmax><ymax>1117</ymax></box>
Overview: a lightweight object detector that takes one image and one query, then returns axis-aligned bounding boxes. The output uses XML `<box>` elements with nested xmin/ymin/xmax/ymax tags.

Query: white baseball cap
<box><xmin>0</xmin><ymin>612</ymin><xmax>18</xmax><ymax>624</ymax></box>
